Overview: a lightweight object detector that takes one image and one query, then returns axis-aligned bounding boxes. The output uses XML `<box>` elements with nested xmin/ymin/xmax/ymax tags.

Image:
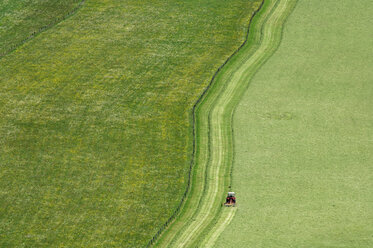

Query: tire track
<box><xmin>154</xmin><ymin>0</ymin><xmax>297</xmax><ymax>246</ymax></box>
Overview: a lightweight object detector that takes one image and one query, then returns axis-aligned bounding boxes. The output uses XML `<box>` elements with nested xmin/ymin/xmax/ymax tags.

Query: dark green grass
<box><xmin>0</xmin><ymin>0</ymin><xmax>82</xmax><ymax>55</ymax></box>
<box><xmin>0</xmin><ymin>0</ymin><xmax>261</xmax><ymax>246</ymax></box>
<box><xmin>217</xmin><ymin>0</ymin><xmax>373</xmax><ymax>247</ymax></box>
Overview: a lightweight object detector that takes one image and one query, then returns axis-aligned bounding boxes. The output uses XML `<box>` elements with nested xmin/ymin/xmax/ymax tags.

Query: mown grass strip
<box><xmin>155</xmin><ymin>0</ymin><xmax>297</xmax><ymax>247</ymax></box>
<box><xmin>200</xmin><ymin>1</ymin><xmax>298</xmax><ymax>246</ymax></box>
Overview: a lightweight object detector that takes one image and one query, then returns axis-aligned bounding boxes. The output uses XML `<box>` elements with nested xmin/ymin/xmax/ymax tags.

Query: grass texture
<box><xmin>0</xmin><ymin>0</ymin><xmax>262</xmax><ymax>247</ymax></box>
<box><xmin>217</xmin><ymin>0</ymin><xmax>373</xmax><ymax>247</ymax></box>
<box><xmin>0</xmin><ymin>0</ymin><xmax>82</xmax><ymax>56</ymax></box>
<box><xmin>155</xmin><ymin>0</ymin><xmax>297</xmax><ymax>247</ymax></box>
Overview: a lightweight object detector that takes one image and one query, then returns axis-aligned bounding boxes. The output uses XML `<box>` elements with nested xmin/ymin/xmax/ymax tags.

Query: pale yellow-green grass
<box><xmin>217</xmin><ymin>0</ymin><xmax>373</xmax><ymax>247</ymax></box>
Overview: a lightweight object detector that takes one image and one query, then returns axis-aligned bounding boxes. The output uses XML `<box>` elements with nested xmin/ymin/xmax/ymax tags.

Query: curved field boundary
<box><xmin>200</xmin><ymin>1</ymin><xmax>297</xmax><ymax>246</ymax></box>
<box><xmin>0</xmin><ymin>0</ymin><xmax>85</xmax><ymax>59</ymax></box>
<box><xmin>145</xmin><ymin>2</ymin><xmax>265</xmax><ymax>246</ymax></box>
<box><xmin>152</xmin><ymin>0</ymin><xmax>297</xmax><ymax>247</ymax></box>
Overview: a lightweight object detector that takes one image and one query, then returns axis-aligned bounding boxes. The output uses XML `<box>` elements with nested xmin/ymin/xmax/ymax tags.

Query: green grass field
<box><xmin>0</xmin><ymin>0</ymin><xmax>262</xmax><ymax>247</ymax></box>
<box><xmin>217</xmin><ymin>0</ymin><xmax>373</xmax><ymax>246</ymax></box>
<box><xmin>0</xmin><ymin>0</ymin><xmax>82</xmax><ymax>56</ymax></box>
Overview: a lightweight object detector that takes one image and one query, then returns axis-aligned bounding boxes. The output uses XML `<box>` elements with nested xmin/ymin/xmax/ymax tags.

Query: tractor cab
<box><xmin>224</xmin><ymin>192</ymin><xmax>236</xmax><ymax>207</ymax></box>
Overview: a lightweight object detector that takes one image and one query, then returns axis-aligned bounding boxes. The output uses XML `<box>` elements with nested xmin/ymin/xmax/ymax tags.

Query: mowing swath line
<box><xmin>200</xmin><ymin>0</ymin><xmax>295</xmax><ymax>245</ymax></box>
<box><xmin>201</xmin><ymin>0</ymin><xmax>299</xmax><ymax>246</ymax></box>
<box><xmin>159</xmin><ymin>0</ymin><xmax>297</xmax><ymax>247</ymax></box>
<box><xmin>203</xmin><ymin>207</ymin><xmax>237</xmax><ymax>248</ymax></box>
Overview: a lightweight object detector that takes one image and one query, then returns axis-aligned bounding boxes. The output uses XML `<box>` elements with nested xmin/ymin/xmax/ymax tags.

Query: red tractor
<box><xmin>223</xmin><ymin>192</ymin><xmax>236</xmax><ymax>207</ymax></box>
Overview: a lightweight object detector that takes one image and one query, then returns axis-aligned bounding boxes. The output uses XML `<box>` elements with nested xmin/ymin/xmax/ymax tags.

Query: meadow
<box><xmin>217</xmin><ymin>0</ymin><xmax>373</xmax><ymax>246</ymax></box>
<box><xmin>0</xmin><ymin>0</ymin><xmax>262</xmax><ymax>246</ymax></box>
